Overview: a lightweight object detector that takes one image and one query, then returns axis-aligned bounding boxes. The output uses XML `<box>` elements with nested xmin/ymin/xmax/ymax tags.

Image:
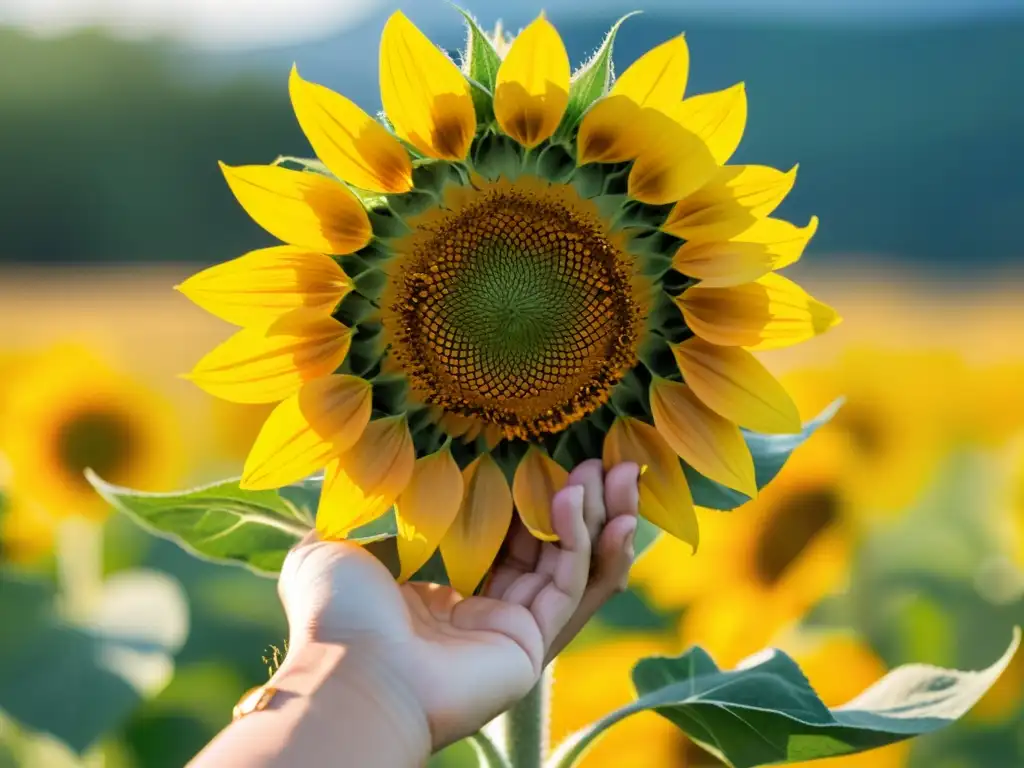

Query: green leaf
<box><xmin>549</xmin><ymin>629</ymin><xmax>1020</xmax><ymax>768</ymax></box>
<box><xmin>555</xmin><ymin>13</ymin><xmax>638</xmax><ymax>138</ymax></box>
<box><xmin>683</xmin><ymin>398</ymin><xmax>843</xmax><ymax>511</ymax></box>
<box><xmin>0</xmin><ymin>568</ymin><xmax>188</xmax><ymax>754</ymax></box>
<box><xmin>88</xmin><ymin>471</ymin><xmax>312</xmax><ymax>575</ymax></box>
<box><xmin>454</xmin><ymin>5</ymin><xmax>501</xmax><ymax>124</ymax></box>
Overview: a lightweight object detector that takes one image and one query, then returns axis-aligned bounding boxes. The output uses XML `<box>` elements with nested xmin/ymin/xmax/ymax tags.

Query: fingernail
<box><xmin>566</xmin><ymin>485</ymin><xmax>585</xmax><ymax>506</ymax></box>
<box><xmin>622</xmin><ymin>517</ymin><xmax>637</xmax><ymax>549</ymax></box>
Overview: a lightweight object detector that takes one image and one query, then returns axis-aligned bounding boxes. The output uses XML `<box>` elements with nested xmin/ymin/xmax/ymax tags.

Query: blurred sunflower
<box><xmin>633</xmin><ymin>437</ymin><xmax>855</xmax><ymax>666</ymax></box>
<box><xmin>549</xmin><ymin>631</ymin><xmax>907</xmax><ymax>767</ymax></box>
<box><xmin>549</xmin><ymin>634</ymin><xmax>692</xmax><ymax>767</ymax></box>
<box><xmin>178</xmin><ymin>11</ymin><xmax>838</xmax><ymax>594</ymax></box>
<box><xmin>967</xmin><ymin>360</ymin><xmax>1024</xmax><ymax>447</ymax></box>
<box><xmin>0</xmin><ymin>345</ymin><xmax>185</xmax><ymax>523</ymax></box>
<box><xmin>784</xmin><ymin>348</ymin><xmax>957</xmax><ymax>513</ymax></box>
<box><xmin>207</xmin><ymin>397</ymin><xmax>277</xmax><ymax>468</ymax></box>
<box><xmin>0</xmin><ymin>491</ymin><xmax>57</xmax><ymax>565</ymax></box>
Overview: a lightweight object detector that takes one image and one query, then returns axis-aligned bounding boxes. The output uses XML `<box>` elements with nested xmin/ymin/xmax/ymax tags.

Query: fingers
<box><xmin>567</xmin><ymin>458</ymin><xmax>606</xmax><ymax>542</ymax></box>
<box><xmin>544</xmin><ymin>463</ymin><xmax>640</xmax><ymax>662</ymax></box>
<box><xmin>450</xmin><ymin>595</ymin><xmax>545</xmax><ymax>671</ymax></box>
<box><xmin>483</xmin><ymin>519</ymin><xmax>542</xmax><ymax>599</ymax></box>
<box><xmin>545</xmin><ymin>514</ymin><xmax>637</xmax><ymax>662</ymax></box>
<box><xmin>604</xmin><ymin>462</ymin><xmax>641</xmax><ymax>523</ymax></box>
<box><xmin>526</xmin><ymin>484</ymin><xmax>591</xmax><ymax>651</ymax></box>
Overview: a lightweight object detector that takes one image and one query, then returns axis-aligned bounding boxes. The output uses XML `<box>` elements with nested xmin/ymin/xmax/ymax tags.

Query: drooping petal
<box><xmin>494</xmin><ymin>15</ymin><xmax>570</xmax><ymax>148</ymax></box>
<box><xmin>671</xmin><ymin>216</ymin><xmax>819</xmax><ymax>288</ymax></box>
<box><xmin>577</xmin><ymin>35</ymin><xmax>688</xmax><ymax>165</ymax></box>
<box><xmin>316</xmin><ymin>415</ymin><xmax>415</xmax><ymax>538</ymax></box>
<box><xmin>186</xmin><ymin>314</ymin><xmax>351</xmax><ymax>404</ymax></box>
<box><xmin>440</xmin><ymin>453</ymin><xmax>514</xmax><ymax>596</ymax></box>
<box><xmin>611</xmin><ymin>35</ymin><xmax>689</xmax><ymax>109</ymax></box>
<box><xmin>241</xmin><ymin>374</ymin><xmax>372</xmax><ymax>490</ymax></box>
<box><xmin>379</xmin><ymin>11</ymin><xmax>476</xmax><ymax>160</ymax></box>
<box><xmin>672</xmin><ymin>338</ymin><xmax>801</xmax><ymax>434</ymax></box>
<box><xmin>628</xmin><ymin>108</ymin><xmax>717</xmax><ymax>205</ymax></box>
<box><xmin>395</xmin><ymin>445</ymin><xmax>464</xmax><ymax>581</ymax></box>
<box><xmin>289</xmin><ymin>66</ymin><xmax>413</xmax><ymax>194</ymax></box>
<box><xmin>602</xmin><ymin>418</ymin><xmax>698</xmax><ymax>549</ymax></box>
<box><xmin>671</xmin><ymin>83</ymin><xmax>747</xmax><ymax>165</ymax></box>
<box><xmin>176</xmin><ymin>246</ymin><xmax>352</xmax><ymax>327</ymax></box>
<box><xmin>649</xmin><ymin>377</ymin><xmax>757</xmax><ymax>497</ymax></box>
<box><xmin>219</xmin><ymin>163</ymin><xmax>371</xmax><ymax>254</ymax></box>
<box><xmin>663</xmin><ymin>165</ymin><xmax>798</xmax><ymax>241</ymax></box>
<box><xmin>676</xmin><ymin>273</ymin><xmax>841</xmax><ymax>350</ymax></box>
<box><xmin>511</xmin><ymin>447</ymin><xmax>565</xmax><ymax>541</ymax></box>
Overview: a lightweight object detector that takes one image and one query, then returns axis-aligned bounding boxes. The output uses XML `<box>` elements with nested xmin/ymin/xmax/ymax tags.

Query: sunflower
<box><xmin>784</xmin><ymin>348</ymin><xmax>957</xmax><ymax>513</ymax></box>
<box><xmin>178</xmin><ymin>11</ymin><xmax>839</xmax><ymax>594</ymax></box>
<box><xmin>0</xmin><ymin>345</ymin><xmax>185</xmax><ymax>521</ymax></box>
<box><xmin>0</xmin><ymin>491</ymin><xmax>58</xmax><ymax>565</ymax></box>
<box><xmin>632</xmin><ymin>436</ymin><xmax>855</xmax><ymax>666</ymax></box>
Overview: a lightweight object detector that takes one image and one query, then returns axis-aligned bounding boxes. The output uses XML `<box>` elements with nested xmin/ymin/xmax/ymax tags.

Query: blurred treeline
<box><xmin>0</xmin><ymin>29</ymin><xmax>301</xmax><ymax>266</ymax></box>
<box><xmin>2</xmin><ymin>12</ymin><xmax>1024</xmax><ymax>268</ymax></box>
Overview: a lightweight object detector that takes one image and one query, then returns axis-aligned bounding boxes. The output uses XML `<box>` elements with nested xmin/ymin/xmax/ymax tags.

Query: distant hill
<box><xmin>0</xmin><ymin>11</ymin><xmax>1021</xmax><ymax>272</ymax></box>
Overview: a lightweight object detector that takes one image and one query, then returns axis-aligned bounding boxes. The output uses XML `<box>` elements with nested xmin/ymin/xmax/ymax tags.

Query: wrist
<box><xmin>269</xmin><ymin>641</ymin><xmax>432</xmax><ymax>765</ymax></box>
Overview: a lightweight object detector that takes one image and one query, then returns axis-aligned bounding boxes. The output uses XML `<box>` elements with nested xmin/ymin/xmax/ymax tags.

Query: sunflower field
<box><xmin>1</xmin><ymin>4</ymin><xmax>1023</xmax><ymax>767</ymax></box>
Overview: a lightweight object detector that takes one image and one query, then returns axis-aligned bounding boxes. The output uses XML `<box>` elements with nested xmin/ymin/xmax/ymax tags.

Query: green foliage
<box><xmin>88</xmin><ymin>472</ymin><xmax>312</xmax><ymax>575</ymax></box>
<box><xmin>550</xmin><ymin>631</ymin><xmax>1020</xmax><ymax>768</ymax></box>
<box><xmin>0</xmin><ymin>569</ymin><xmax>187</xmax><ymax>754</ymax></box>
<box><xmin>685</xmin><ymin>399</ymin><xmax>844</xmax><ymax>511</ymax></box>
<box><xmin>455</xmin><ymin>6</ymin><xmax>502</xmax><ymax>125</ymax></box>
<box><xmin>555</xmin><ymin>13</ymin><xmax>638</xmax><ymax>139</ymax></box>
<box><xmin>88</xmin><ymin>471</ymin><xmax>438</xmax><ymax>580</ymax></box>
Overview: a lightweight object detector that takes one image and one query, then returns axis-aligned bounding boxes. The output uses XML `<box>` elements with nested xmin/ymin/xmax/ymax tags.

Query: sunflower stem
<box><xmin>503</xmin><ymin>669</ymin><xmax>550</xmax><ymax>768</ymax></box>
<box><xmin>468</xmin><ymin>729</ymin><xmax>511</xmax><ymax>768</ymax></box>
<box><xmin>56</xmin><ymin>516</ymin><xmax>104</xmax><ymax>623</ymax></box>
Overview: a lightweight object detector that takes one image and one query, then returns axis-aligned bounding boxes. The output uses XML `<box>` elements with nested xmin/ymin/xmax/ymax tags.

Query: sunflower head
<box><xmin>0</xmin><ymin>345</ymin><xmax>185</xmax><ymax>521</ymax></box>
<box><xmin>179</xmin><ymin>9</ymin><xmax>839</xmax><ymax>595</ymax></box>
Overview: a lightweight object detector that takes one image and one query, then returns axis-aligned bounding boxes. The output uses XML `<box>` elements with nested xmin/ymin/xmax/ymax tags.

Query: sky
<box><xmin>1</xmin><ymin>0</ymin><xmax>1021</xmax><ymax>49</ymax></box>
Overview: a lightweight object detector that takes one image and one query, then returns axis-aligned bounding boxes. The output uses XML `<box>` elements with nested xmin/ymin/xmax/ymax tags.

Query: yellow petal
<box><xmin>379</xmin><ymin>11</ymin><xmax>476</xmax><ymax>160</ymax></box>
<box><xmin>577</xmin><ymin>36</ymin><xmax>689</xmax><ymax>165</ymax></box>
<box><xmin>316</xmin><ymin>415</ymin><xmax>415</xmax><ymax>538</ymax></box>
<box><xmin>494</xmin><ymin>15</ymin><xmax>570</xmax><ymax>148</ymax></box>
<box><xmin>672</xmin><ymin>216</ymin><xmax>819</xmax><ymax>288</ymax></box>
<box><xmin>511</xmin><ymin>447</ymin><xmax>565</xmax><ymax>542</ymax></box>
<box><xmin>650</xmin><ymin>377</ymin><xmax>757</xmax><ymax>497</ymax></box>
<box><xmin>611</xmin><ymin>35</ymin><xmax>689</xmax><ymax>109</ymax></box>
<box><xmin>289</xmin><ymin>66</ymin><xmax>413</xmax><ymax>194</ymax></box>
<box><xmin>628</xmin><ymin>109</ymin><xmax>717</xmax><ymax>205</ymax></box>
<box><xmin>677</xmin><ymin>273</ymin><xmax>841</xmax><ymax>351</ymax></box>
<box><xmin>219</xmin><ymin>163</ymin><xmax>371</xmax><ymax>255</ymax></box>
<box><xmin>576</xmin><ymin>96</ymin><xmax>643</xmax><ymax>165</ymax></box>
<box><xmin>187</xmin><ymin>314</ymin><xmax>351</xmax><ymax>404</ymax></box>
<box><xmin>671</xmin><ymin>83</ymin><xmax>747</xmax><ymax>165</ymax></box>
<box><xmin>440</xmin><ymin>453</ymin><xmax>514</xmax><ymax>596</ymax></box>
<box><xmin>672</xmin><ymin>338</ymin><xmax>801</xmax><ymax>434</ymax></box>
<box><xmin>395</xmin><ymin>446</ymin><xmax>465</xmax><ymax>581</ymax></box>
<box><xmin>176</xmin><ymin>245</ymin><xmax>352</xmax><ymax>327</ymax></box>
<box><xmin>602</xmin><ymin>418</ymin><xmax>698</xmax><ymax>549</ymax></box>
<box><xmin>240</xmin><ymin>375</ymin><xmax>372</xmax><ymax>490</ymax></box>
<box><xmin>663</xmin><ymin>165</ymin><xmax>798</xmax><ymax>241</ymax></box>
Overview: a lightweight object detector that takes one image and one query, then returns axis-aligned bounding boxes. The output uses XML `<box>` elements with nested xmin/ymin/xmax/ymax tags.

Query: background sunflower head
<box><xmin>0</xmin><ymin>344</ymin><xmax>185</xmax><ymax>522</ymax></box>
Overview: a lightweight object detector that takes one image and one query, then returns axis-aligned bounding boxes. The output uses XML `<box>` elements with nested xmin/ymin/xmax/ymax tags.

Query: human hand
<box><xmin>276</xmin><ymin>459</ymin><xmax>639</xmax><ymax>750</ymax></box>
